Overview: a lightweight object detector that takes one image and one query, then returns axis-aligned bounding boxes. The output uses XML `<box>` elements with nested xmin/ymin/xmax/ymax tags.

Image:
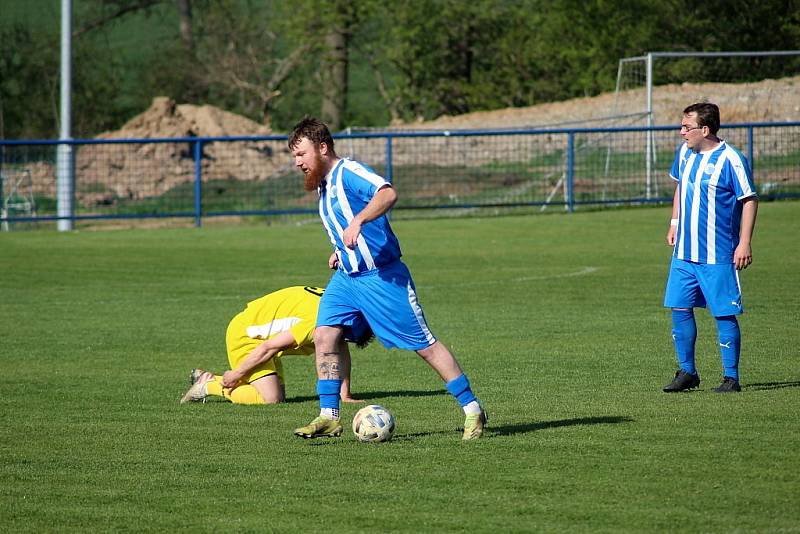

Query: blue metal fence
<box><xmin>1</xmin><ymin>122</ymin><xmax>798</xmax><ymax>229</ymax></box>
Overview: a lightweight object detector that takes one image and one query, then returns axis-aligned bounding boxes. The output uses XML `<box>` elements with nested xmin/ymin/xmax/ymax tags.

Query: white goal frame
<box><xmin>614</xmin><ymin>50</ymin><xmax>800</xmax><ymax>198</ymax></box>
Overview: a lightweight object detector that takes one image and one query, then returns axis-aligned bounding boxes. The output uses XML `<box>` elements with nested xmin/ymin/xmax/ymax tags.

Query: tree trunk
<box><xmin>175</xmin><ymin>0</ymin><xmax>194</xmax><ymax>55</ymax></box>
<box><xmin>320</xmin><ymin>29</ymin><xmax>348</xmax><ymax>131</ymax></box>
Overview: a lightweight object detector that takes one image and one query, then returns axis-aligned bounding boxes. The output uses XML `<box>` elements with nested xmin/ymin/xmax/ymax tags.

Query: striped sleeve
<box><xmin>344</xmin><ymin>161</ymin><xmax>391</xmax><ymax>200</ymax></box>
<box><xmin>669</xmin><ymin>143</ymin><xmax>689</xmax><ymax>181</ymax></box>
<box><xmin>724</xmin><ymin>147</ymin><xmax>757</xmax><ymax>200</ymax></box>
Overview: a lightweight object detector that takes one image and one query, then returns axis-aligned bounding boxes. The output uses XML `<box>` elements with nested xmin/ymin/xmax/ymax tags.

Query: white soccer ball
<box><xmin>352</xmin><ymin>405</ymin><xmax>396</xmax><ymax>443</ymax></box>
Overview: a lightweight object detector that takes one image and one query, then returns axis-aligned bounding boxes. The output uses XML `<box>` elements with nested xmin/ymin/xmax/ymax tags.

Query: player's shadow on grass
<box><xmin>287</xmin><ymin>389</ymin><xmax>446</xmax><ymax>404</ymax></box>
<box><xmin>304</xmin><ymin>416</ymin><xmax>634</xmax><ymax>445</ymax></box>
<box><xmin>491</xmin><ymin>415</ymin><xmax>634</xmax><ymax>437</ymax></box>
<box><xmin>744</xmin><ymin>380</ymin><xmax>800</xmax><ymax>391</ymax></box>
<box><xmin>391</xmin><ymin>416</ymin><xmax>634</xmax><ymax>442</ymax></box>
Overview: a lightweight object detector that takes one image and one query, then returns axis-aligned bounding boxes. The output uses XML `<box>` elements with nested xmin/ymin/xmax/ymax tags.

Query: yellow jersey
<box><xmin>231</xmin><ymin>286</ymin><xmax>324</xmax><ymax>355</ymax></box>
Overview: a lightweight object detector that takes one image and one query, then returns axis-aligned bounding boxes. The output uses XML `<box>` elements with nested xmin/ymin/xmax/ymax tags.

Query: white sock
<box><xmin>320</xmin><ymin>408</ymin><xmax>340</xmax><ymax>420</ymax></box>
<box><xmin>463</xmin><ymin>401</ymin><xmax>481</xmax><ymax>415</ymax></box>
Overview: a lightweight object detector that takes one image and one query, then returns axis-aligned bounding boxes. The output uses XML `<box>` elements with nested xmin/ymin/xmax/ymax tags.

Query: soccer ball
<box><xmin>352</xmin><ymin>405</ymin><xmax>396</xmax><ymax>443</ymax></box>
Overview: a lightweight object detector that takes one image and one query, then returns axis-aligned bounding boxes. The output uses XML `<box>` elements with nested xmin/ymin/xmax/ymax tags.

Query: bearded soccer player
<box><xmin>288</xmin><ymin>117</ymin><xmax>486</xmax><ymax>440</ymax></box>
<box><xmin>180</xmin><ymin>286</ymin><xmax>371</xmax><ymax>405</ymax></box>
<box><xmin>662</xmin><ymin>102</ymin><xmax>758</xmax><ymax>393</ymax></box>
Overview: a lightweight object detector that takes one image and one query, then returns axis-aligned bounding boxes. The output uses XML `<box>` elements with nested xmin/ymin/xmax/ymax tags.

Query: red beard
<box><xmin>302</xmin><ymin>151</ymin><xmax>326</xmax><ymax>191</ymax></box>
<box><xmin>304</xmin><ymin>171</ymin><xmax>323</xmax><ymax>192</ymax></box>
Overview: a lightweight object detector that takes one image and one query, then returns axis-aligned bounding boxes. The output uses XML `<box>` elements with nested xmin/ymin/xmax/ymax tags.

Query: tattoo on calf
<box><xmin>318</xmin><ymin>353</ymin><xmax>342</xmax><ymax>379</ymax></box>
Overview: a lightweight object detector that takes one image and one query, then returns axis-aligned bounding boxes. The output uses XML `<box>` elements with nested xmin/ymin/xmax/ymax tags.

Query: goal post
<box><xmin>613</xmin><ymin>50</ymin><xmax>800</xmax><ymax>198</ymax></box>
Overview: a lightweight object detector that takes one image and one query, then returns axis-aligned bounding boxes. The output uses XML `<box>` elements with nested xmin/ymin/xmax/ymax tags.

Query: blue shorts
<box><xmin>663</xmin><ymin>257</ymin><xmax>744</xmax><ymax>316</ymax></box>
<box><xmin>317</xmin><ymin>260</ymin><xmax>437</xmax><ymax>351</ymax></box>
<box><xmin>340</xmin><ymin>315</ymin><xmax>372</xmax><ymax>346</ymax></box>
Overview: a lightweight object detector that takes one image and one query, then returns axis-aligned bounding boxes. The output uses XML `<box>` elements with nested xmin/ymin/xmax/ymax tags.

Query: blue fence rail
<box><xmin>1</xmin><ymin>122</ymin><xmax>798</xmax><ymax>228</ymax></box>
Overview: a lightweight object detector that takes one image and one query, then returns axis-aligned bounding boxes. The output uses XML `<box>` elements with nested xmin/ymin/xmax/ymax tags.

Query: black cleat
<box><xmin>663</xmin><ymin>370</ymin><xmax>700</xmax><ymax>392</ymax></box>
<box><xmin>713</xmin><ymin>376</ymin><xmax>742</xmax><ymax>393</ymax></box>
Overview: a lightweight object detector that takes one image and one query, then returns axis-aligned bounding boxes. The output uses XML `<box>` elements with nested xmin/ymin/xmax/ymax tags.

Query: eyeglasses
<box><xmin>680</xmin><ymin>125</ymin><xmax>704</xmax><ymax>132</ymax></box>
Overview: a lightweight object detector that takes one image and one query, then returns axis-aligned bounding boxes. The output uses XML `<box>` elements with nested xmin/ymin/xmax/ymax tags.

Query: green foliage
<box><xmin>0</xmin><ymin>21</ymin><xmax>129</xmax><ymax>138</ymax></box>
<box><xmin>0</xmin><ymin>1</ymin><xmax>177</xmax><ymax>138</ymax></box>
<box><xmin>0</xmin><ymin>24</ymin><xmax>59</xmax><ymax>139</ymax></box>
<box><xmin>2</xmin><ymin>0</ymin><xmax>800</xmax><ymax>138</ymax></box>
<box><xmin>1</xmin><ymin>204</ymin><xmax>799</xmax><ymax>531</ymax></box>
<box><xmin>677</xmin><ymin>0</ymin><xmax>800</xmax><ymax>52</ymax></box>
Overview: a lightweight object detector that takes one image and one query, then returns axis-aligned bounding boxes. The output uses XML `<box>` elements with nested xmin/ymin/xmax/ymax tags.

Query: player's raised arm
<box><xmin>342</xmin><ymin>185</ymin><xmax>397</xmax><ymax>249</ymax></box>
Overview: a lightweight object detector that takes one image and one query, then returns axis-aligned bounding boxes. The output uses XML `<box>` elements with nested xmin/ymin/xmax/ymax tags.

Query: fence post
<box><xmin>57</xmin><ymin>0</ymin><xmax>74</xmax><ymax>232</ymax></box>
<box><xmin>194</xmin><ymin>140</ymin><xmax>203</xmax><ymax>227</ymax></box>
<box><xmin>747</xmin><ymin>126</ymin><xmax>754</xmax><ymax>173</ymax></box>
<box><xmin>0</xmin><ymin>165</ymin><xmax>4</xmax><ymax>232</ymax></box>
<box><xmin>566</xmin><ymin>133</ymin><xmax>575</xmax><ymax>212</ymax></box>
<box><xmin>385</xmin><ymin>136</ymin><xmax>393</xmax><ymax>183</ymax></box>
<box><xmin>56</xmin><ymin>142</ymin><xmax>75</xmax><ymax>231</ymax></box>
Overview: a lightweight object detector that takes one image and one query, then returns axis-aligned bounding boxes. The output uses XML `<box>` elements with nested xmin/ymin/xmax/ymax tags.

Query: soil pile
<box><xmin>406</xmin><ymin>75</ymin><xmax>800</xmax><ymax>130</ymax></box>
<box><xmin>74</xmin><ymin>97</ymin><xmax>286</xmax><ymax>205</ymax></box>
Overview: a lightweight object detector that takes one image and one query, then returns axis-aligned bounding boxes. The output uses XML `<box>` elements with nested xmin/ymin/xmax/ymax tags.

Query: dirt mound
<box><xmin>406</xmin><ymin>75</ymin><xmax>800</xmax><ymax>130</ymax></box>
<box><xmin>74</xmin><ymin>97</ymin><xmax>285</xmax><ymax>205</ymax></box>
<box><xmin>98</xmin><ymin>96</ymin><xmax>272</xmax><ymax>140</ymax></box>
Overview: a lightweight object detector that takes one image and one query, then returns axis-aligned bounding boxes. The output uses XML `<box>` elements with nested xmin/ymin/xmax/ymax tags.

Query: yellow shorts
<box><xmin>226</xmin><ymin>314</ymin><xmax>285</xmax><ymax>384</ymax></box>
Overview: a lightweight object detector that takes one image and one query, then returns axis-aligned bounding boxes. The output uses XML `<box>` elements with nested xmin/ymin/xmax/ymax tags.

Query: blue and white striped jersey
<box><xmin>318</xmin><ymin>158</ymin><xmax>401</xmax><ymax>274</ymax></box>
<box><xmin>670</xmin><ymin>141</ymin><xmax>757</xmax><ymax>264</ymax></box>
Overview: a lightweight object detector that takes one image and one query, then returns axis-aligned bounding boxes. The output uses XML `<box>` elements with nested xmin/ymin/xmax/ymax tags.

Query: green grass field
<box><xmin>1</xmin><ymin>203</ymin><xmax>799</xmax><ymax>532</ymax></box>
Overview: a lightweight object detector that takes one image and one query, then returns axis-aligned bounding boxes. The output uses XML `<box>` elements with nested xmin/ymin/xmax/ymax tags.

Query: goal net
<box><xmin>610</xmin><ymin>50</ymin><xmax>800</xmax><ymax>198</ymax></box>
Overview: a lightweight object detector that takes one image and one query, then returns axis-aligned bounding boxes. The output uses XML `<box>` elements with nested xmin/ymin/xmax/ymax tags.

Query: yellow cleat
<box><xmin>462</xmin><ymin>409</ymin><xmax>487</xmax><ymax>441</ymax></box>
<box><xmin>294</xmin><ymin>416</ymin><xmax>343</xmax><ymax>439</ymax></box>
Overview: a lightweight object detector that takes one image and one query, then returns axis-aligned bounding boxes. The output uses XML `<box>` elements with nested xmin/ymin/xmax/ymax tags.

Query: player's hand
<box><xmin>341</xmin><ymin>396</ymin><xmax>365</xmax><ymax>404</ymax></box>
<box><xmin>328</xmin><ymin>252</ymin><xmax>339</xmax><ymax>269</ymax></box>
<box><xmin>222</xmin><ymin>370</ymin><xmax>242</xmax><ymax>388</ymax></box>
<box><xmin>733</xmin><ymin>243</ymin><xmax>753</xmax><ymax>270</ymax></box>
<box><xmin>343</xmin><ymin>220</ymin><xmax>362</xmax><ymax>249</ymax></box>
<box><xmin>666</xmin><ymin>225</ymin><xmax>677</xmax><ymax>246</ymax></box>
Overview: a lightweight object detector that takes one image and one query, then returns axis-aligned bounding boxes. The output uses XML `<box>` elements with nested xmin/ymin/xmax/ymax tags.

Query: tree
<box><xmin>175</xmin><ymin>0</ymin><xmax>195</xmax><ymax>56</ymax></box>
<box><xmin>187</xmin><ymin>0</ymin><xmax>314</xmax><ymax>127</ymax></box>
<box><xmin>0</xmin><ymin>25</ymin><xmax>59</xmax><ymax>139</ymax></box>
<box><xmin>3</xmin><ymin>0</ymin><xmax>800</xmax><ymax>138</ymax></box>
<box><xmin>287</xmin><ymin>0</ymin><xmax>366</xmax><ymax>131</ymax></box>
<box><xmin>317</xmin><ymin>1</ymin><xmax>358</xmax><ymax>132</ymax></box>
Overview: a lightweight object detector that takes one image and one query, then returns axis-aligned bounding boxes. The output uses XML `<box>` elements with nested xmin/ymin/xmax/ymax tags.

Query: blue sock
<box><xmin>317</xmin><ymin>379</ymin><xmax>341</xmax><ymax>413</ymax></box>
<box><xmin>671</xmin><ymin>309</ymin><xmax>697</xmax><ymax>375</ymax></box>
<box><xmin>445</xmin><ymin>374</ymin><xmax>477</xmax><ymax>407</ymax></box>
<box><xmin>715</xmin><ymin>315</ymin><xmax>741</xmax><ymax>380</ymax></box>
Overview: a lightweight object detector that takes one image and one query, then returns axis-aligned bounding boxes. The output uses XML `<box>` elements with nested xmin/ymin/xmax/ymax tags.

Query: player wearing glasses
<box><xmin>662</xmin><ymin>103</ymin><xmax>758</xmax><ymax>394</ymax></box>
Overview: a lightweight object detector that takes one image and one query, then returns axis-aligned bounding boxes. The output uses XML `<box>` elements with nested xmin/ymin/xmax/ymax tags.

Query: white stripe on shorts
<box><xmin>406</xmin><ymin>280</ymin><xmax>435</xmax><ymax>345</ymax></box>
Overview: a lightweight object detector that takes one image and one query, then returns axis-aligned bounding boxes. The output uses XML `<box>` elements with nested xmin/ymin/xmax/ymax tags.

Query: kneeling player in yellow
<box><xmin>180</xmin><ymin>286</ymin><xmax>372</xmax><ymax>405</ymax></box>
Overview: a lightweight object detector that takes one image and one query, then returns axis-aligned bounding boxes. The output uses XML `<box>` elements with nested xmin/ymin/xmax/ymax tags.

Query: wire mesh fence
<box><xmin>2</xmin><ymin>122</ymin><xmax>798</xmax><ymax>230</ymax></box>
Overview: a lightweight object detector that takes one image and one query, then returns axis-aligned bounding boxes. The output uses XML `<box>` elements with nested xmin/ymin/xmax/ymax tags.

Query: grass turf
<box><xmin>1</xmin><ymin>202</ymin><xmax>798</xmax><ymax>532</ymax></box>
